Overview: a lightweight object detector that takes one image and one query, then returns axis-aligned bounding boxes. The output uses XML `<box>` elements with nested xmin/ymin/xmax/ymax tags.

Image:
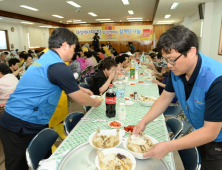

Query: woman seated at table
<box><xmin>141</xmin><ymin>53</ymin><xmax>164</xmax><ymax>72</ymax></box>
<box><xmin>115</xmin><ymin>54</ymin><xmax>130</xmax><ymax>73</ymax></box>
<box><xmin>84</xmin><ymin>51</ymin><xmax>95</xmax><ymax>74</ymax></box>
<box><xmin>68</xmin><ymin>53</ymin><xmax>81</xmax><ymax>75</ymax></box>
<box><xmin>90</xmin><ymin>58</ymin><xmax>117</xmax><ymax>95</ymax></box>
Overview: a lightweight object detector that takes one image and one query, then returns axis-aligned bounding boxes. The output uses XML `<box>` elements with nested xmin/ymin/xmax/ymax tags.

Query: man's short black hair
<box><xmin>8</xmin><ymin>58</ymin><xmax>20</xmax><ymax>67</ymax></box>
<box><xmin>121</xmin><ymin>54</ymin><xmax>129</xmax><ymax>58</ymax></box>
<box><xmin>101</xmin><ymin>58</ymin><xmax>117</xmax><ymax>70</ymax></box>
<box><xmin>115</xmin><ymin>55</ymin><xmax>126</xmax><ymax>64</ymax></box>
<box><xmin>0</xmin><ymin>63</ymin><xmax>11</xmax><ymax>75</ymax></box>
<box><xmin>49</xmin><ymin>28</ymin><xmax>79</xmax><ymax>48</ymax></box>
<box><xmin>84</xmin><ymin>51</ymin><xmax>92</xmax><ymax>58</ymax></box>
<box><xmin>101</xmin><ymin>43</ymin><xmax>105</xmax><ymax>47</ymax></box>
<box><xmin>4</xmin><ymin>52</ymin><xmax>9</xmax><ymax>55</ymax></box>
<box><xmin>157</xmin><ymin>25</ymin><xmax>198</xmax><ymax>56</ymax></box>
<box><xmin>95</xmin><ymin>48</ymin><xmax>101</xmax><ymax>52</ymax></box>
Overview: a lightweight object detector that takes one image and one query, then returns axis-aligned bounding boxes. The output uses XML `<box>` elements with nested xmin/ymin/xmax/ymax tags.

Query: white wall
<box><xmin>181</xmin><ymin>0</ymin><xmax>222</xmax><ymax>62</ymax></box>
<box><xmin>209</xmin><ymin>0</ymin><xmax>222</xmax><ymax>62</ymax></box>
<box><xmin>0</xmin><ymin>22</ymin><xmax>49</xmax><ymax>51</ymax></box>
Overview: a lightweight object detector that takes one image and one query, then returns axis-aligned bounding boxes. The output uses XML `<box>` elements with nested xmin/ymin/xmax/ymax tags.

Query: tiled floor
<box><xmin>0</xmin><ymin>101</ymin><xmax>184</xmax><ymax>170</ymax></box>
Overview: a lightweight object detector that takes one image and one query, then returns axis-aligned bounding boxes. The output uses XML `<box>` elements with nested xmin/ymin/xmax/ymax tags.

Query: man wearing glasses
<box><xmin>134</xmin><ymin>25</ymin><xmax>222</xmax><ymax>169</ymax></box>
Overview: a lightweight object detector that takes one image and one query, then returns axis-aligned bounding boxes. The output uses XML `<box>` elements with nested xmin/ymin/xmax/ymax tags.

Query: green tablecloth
<box><xmin>52</xmin><ymin>75</ymin><xmax>176</xmax><ymax>170</ymax></box>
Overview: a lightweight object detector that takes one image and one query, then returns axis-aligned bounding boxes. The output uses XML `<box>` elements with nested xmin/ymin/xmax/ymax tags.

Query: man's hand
<box><xmin>133</xmin><ymin>121</ymin><xmax>147</xmax><ymax>136</ymax></box>
<box><xmin>143</xmin><ymin>142</ymin><xmax>171</xmax><ymax>159</ymax></box>
<box><xmin>18</xmin><ymin>67</ymin><xmax>23</xmax><ymax>72</ymax></box>
<box><xmin>92</xmin><ymin>98</ymin><xmax>102</xmax><ymax>107</ymax></box>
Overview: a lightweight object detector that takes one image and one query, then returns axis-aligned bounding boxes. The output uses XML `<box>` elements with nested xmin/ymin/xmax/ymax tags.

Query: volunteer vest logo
<box><xmin>194</xmin><ymin>100</ymin><xmax>205</xmax><ymax>105</ymax></box>
<box><xmin>215</xmin><ymin>148</ymin><xmax>222</xmax><ymax>151</ymax></box>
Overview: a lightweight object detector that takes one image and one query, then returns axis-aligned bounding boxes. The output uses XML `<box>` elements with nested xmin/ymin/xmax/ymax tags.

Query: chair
<box><xmin>166</xmin><ymin>118</ymin><xmax>183</xmax><ymax>140</ymax></box>
<box><xmin>163</xmin><ymin>106</ymin><xmax>183</xmax><ymax>117</ymax></box>
<box><xmin>181</xmin><ymin>119</ymin><xmax>194</xmax><ymax>136</ymax></box>
<box><xmin>85</xmin><ymin>65</ymin><xmax>93</xmax><ymax>76</ymax></box>
<box><xmin>85</xmin><ymin>77</ymin><xmax>92</xmax><ymax>86</ymax></box>
<box><xmin>178</xmin><ymin>147</ymin><xmax>201</xmax><ymax>170</ymax></box>
<box><xmin>63</xmin><ymin>112</ymin><xmax>84</xmax><ymax>135</ymax></box>
<box><xmin>79</xmin><ymin>83</ymin><xmax>90</xmax><ymax>89</ymax></box>
<box><xmin>83</xmin><ymin>106</ymin><xmax>92</xmax><ymax>113</ymax></box>
<box><xmin>26</xmin><ymin>128</ymin><xmax>62</xmax><ymax>170</ymax></box>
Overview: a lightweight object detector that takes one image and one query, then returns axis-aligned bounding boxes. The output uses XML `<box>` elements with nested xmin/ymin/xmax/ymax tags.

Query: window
<box><xmin>0</xmin><ymin>30</ymin><xmax>9</xmax><ymax>52</ymax></box>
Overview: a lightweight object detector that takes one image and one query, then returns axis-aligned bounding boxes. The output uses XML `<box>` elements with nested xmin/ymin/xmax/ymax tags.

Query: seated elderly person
<box><xmin>0</xmin><ymin>63</ymin><xmax>19</xmax><ymax>108</ymax></box>
<box><xmin>8</xmin><ymin>58</ymin><xmax>23</xmax><ymax>80</ymax></box>
<box><xmin>0</xmin><ymin>53</ymin><xmax>6</xmax><ymax>63</ymax></box>
<box><xmin>68</xmin><ymin>53</ymin><xmax>81</xmax><ymax>76</ymax></box>
<box><xmin>115</xmin><ymin>54</ymin><xmax>130</xmax><ymax>73</ymax></box>
<box><xmin>90</xmin><ymin>59</ymin><xmax>118</xmax><ymax>95</ymax></box>
<box><xmin>84</xmin><ymin>52</ymin><xmax>95</xmax><ymax>74</ymax></box>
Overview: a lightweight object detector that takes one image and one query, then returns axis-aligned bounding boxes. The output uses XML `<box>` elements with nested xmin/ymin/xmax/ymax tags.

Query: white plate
<box><xmin>108</xmin><ymin>120</ymin><xmax>123</xmax><ymax>128</ymax></box>
<box><xmin>123</xmin><ymin>135</ymin><xmax>158</xmax><ymax>159</ymax></box>
<box><xmin>125</xmin><ymin>101</ymin><xmax>134</xmax><ymax>106</ymax></box>
<box><xmin>95</xmin><ymin>148</ymin><xmax>136</xmax><ymax>170</ymax></box>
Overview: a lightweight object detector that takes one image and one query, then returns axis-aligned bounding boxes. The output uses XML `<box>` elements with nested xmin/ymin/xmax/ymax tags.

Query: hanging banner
<box><xmin>69</xmin><ymin>25</ymin><xmax>153</xmax><ymax>42</ymax></box>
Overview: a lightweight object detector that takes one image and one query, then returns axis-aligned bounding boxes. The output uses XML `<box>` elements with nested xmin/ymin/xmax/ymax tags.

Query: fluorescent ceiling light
<box><xmin>67</xmin><ymin>20</ymin><xmax>73</xmax><ymax>22</ymax></box>
<box><xmin>99</xmin><ymin>21</ymin><xmax>114</xmax><ymax>22</ymax></box>
<box><xmin>20</xmin><ymin>5</ymin><xmax>39</xmax><ymax>11</ymax></box>
<box><xmin>128</xmin><ymin>20</ymin><xmax>143</xmax><ymax>21</ymax></box>
<box><xmin>127</xmin><ymin>18</ymin><xmax>143</xmax><ymax>20</ymax></box>
<box><xmin>157</xmin><ymin>23</ymin><xmax>173</xmax><ymax>24</ymax></box>
<box><xmin>158</xmin><ymin>21</ymin><xmax>174</xmax><ymax>22</ymax></box>
<box><xmin>66</xmin><ymin>1</ymin><xmax>81</xmax><ymax>7</ymax></box>
<box><xmin>170</xmin><ymin>2</ymin><xmax>180</xmax><ymax>9</ymax></box>
<box><xmin>39</xmin><ymin>26</ymin><xmax>51</xmax><ymax>27</ymax></box>
<box><xmin>52</xmin><ymin>15</ymin><xmax>64</xmax><ymax>18</ymax></box>
<box><xmin>21</xmin><ymin>22</ymin><xmax>33</xmax><ymax>24</ymax></box>
<box><xmin>165</xmin><ymin>14</ymin><xmax>171</xmax><ymax>18</ymax></box>
<box><xmin>128</xmin><ymin>10</ymin><xmax>134</xmax><ymax>15</ymax></box>
<box><xmin>73</xmin><ymin>22</ymin><xmax>87</xmax><ymax>23</ymax></box>
<box><xmin>73</xmin><ymin>20</ymin><xmax>81</xmax><ymax>22</ymax></box>
<box><xmin>88</xmin><ymin>12</ymin><xmax>97</xmax><ymax>17</ymax></box>
<box><xmin>96</xmin><ymin>19</ymin><xmax>111</xmax><ymax>21</ymax></box>
<box><xmin>122</xmin><ymin>0</ymin><xmax>129</xmax><ymax>5</ymax></box>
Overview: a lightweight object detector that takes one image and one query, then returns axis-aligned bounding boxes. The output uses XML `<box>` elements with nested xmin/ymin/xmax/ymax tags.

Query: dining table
<box><xmin>48</xmin><ymin>70</ymin><xmax>176</xmax><ymax>170</ymax></box>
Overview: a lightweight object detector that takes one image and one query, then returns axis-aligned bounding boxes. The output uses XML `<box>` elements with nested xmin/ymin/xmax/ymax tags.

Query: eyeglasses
<box><xmin>162</xmin><ymin>53</ymin><xmax>184</xmax><ymax>65</ymax></box>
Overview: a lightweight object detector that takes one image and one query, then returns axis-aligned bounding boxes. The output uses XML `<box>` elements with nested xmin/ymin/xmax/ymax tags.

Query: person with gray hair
<box><xmin>0</xmin><ymin>52</ymin><xmax>6</xmax><ymax>63</ymax></box>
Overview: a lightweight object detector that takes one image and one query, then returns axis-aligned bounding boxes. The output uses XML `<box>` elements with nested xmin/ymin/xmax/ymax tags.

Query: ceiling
<box><xmin>0</xmin><ymin>0</ymin><xmax>156</xmax><ymax>24</ymax></box>
<box><xmin>0</xmin><ymin>0</ymin><xmax>216</xmax><ymax>26</ymax></box>
<box><xmin>153</xmin><ymin>0</ymin><xmax>215</xmax><ymax>24</ymax></box>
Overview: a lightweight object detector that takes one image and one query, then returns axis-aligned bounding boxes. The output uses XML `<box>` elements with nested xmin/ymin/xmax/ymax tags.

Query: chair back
<box><xmin>79</xmin><ymin>83</ymin><xmax>90</xmax><ymax>89</ymax></box>
<box><xmin>64</xmin><ymin>112</ymin><xmax>84</xmax><ymax>135</ymax></box>
<box><xmin>163</xmin><ymin>106</ymin><xmax>183</xmax><ymax>117</ymax></box>
<box><xmin>181</xmin><ymin>120</ymin><xmax>193</xmax><ymax>136</ymax></box>
<box><xmin>85</xmin><ymin>65</ymin><xmax>92</xmax><ymax>75</ymax></box>
<box><xmin>83</xmin><ymin>106</ymin><xmax>92</xmax><ymax>113</ymax></box>
<box><xmin>178</xmin><ymin>147</ymin><xmax>201</xmax><ymax>170</ymax></box>
<box><xmin>85</xmin><ymin>77</ymin><xmax>92</xmax><ymax>86</ymax></box>
<box><xmin>166</xmin><ymin>118</ymin><xmax>183</xmax><ymax>140</ymax></box>
<box><xmin>26</xmin><ymin>128</ymin><xmax>59</xmax><ymax>170</ymax></box>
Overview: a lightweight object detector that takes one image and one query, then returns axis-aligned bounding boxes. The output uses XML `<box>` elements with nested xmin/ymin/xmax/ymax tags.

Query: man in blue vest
<box><xmin>134</xmin><ymin>25</ymin><xmax>222</xmax><ymax>170</ymax></box>
<box><xmin>0</xmin><ymin>28</ymin><xmax>101</xmax><ymax>170</ymax></box>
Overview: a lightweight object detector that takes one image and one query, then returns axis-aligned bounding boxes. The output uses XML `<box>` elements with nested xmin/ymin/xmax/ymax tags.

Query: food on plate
<box><xmin>93</xmin><ymin>128</ymin><xmax>120</xmax><ymax>148</ymax></box>
<box><xmin>127</xmin><ymin>132</ymin><xmax>153</xmax><ymax>153</ymax></box>
<box><xmin>139</xmin><ymin>95</ymin><xmax>156</xmax><ymax>102</ymax></box>
<box><xmin>95</xmin><ymin>148</ymin><xmax>133</xmax><ymax>170</ymax></box>
<box><xmin>124</xmin><ymin>125</ymin><xmax>135</xmax><ymax>132</ymax></box>
<box><xmin>130</xmin><ymin>83</ymin><xmax>135</xmax><ymax>85</ymax></box>
<box><xmin>125</xmin><ymin>97</ymin><xmax>130</xmax><ymax>100</ymax></box>
<box><xmin>138</xmin><ymin>81</ymin><xmax>144</xmax><ymax>83</ymax></box>
<box><xmin>129</xmin><ymin>94</ymin><xmax>134</xmax><ymax>98</ymax></box>
<box><xmin>109</xmin><ymin>121</ymin><xmax>122</xmax><ymax>127</ymax></box>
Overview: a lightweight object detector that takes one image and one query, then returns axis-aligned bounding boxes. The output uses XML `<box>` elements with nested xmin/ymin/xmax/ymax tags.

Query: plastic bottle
<box><xmin>118</xmin><ymin>103</ymin><xmax>126</xmax><ymax>120</ymax></box>
<box><xmin>135</xmin><ymin>66</ymin><xmax>139</xmax><ymax>79</ymax></box>
<box><xmin>105</xmin><ymin>84</ymin><xmax>116</xmax><ymax>118</ymax></box>
<box><xmin>130</xmin><ymin>61</ymin><xmax>135</xmax><ymax>79</ymax></box>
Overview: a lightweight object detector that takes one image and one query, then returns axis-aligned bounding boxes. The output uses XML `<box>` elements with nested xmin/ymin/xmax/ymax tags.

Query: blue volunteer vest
<box><xmin>5</xmin><ymin>50</ymin><xmax>63</xmax><ymax>125</ymax></box>
<box><xmin>171</xmin><ymin>52</ymin><xmax>222</xmax><ymax>142</ymax></box>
